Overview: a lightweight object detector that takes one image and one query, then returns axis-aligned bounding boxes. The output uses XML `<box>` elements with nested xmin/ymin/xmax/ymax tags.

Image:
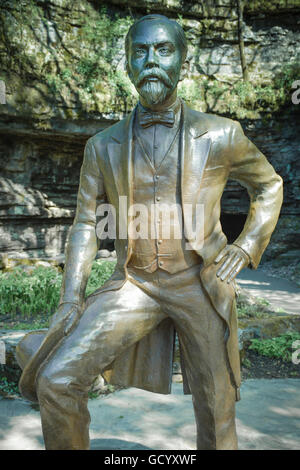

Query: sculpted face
<box><xmin>126</xmin><ymin>20</ymin><xmax>185</xmax><ymax>109</ymax></box>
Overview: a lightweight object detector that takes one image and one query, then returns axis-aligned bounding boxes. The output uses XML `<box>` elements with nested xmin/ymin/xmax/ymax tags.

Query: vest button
<box><xmin>158</xmin><ymin>240</ymin><xmax>162</xmax><ymax>244</ymax></box>
<box><xmin>155</xmin><ymin>175</ymin><xmax>160</xmax><ymax>180</ymax></box>
<box><xmin>156</xmin><ymin>196</ymin><xmax>161</xmax><ymax>201</ymax></box>
<box><xmin>159</xmin><ymin>261</ymin><xmax>164</xmax><ymax>267</ymax></box>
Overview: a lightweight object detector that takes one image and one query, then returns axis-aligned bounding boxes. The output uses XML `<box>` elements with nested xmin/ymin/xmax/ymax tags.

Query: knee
<box><xmin>36</xmin><ymin>363</ymin><xmax>67</xmax><ymax>403</ymax></box>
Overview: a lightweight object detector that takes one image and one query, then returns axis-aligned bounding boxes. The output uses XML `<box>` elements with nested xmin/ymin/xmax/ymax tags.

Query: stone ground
<box><xmin>236</xmin><ymin>267</ymin><xmax>300</xmax><ymax>316</ymax></box>
<box><xmin>0</xmin><ymin>379</ymin><xmax>299</xmax><ymax>450</ymax></box>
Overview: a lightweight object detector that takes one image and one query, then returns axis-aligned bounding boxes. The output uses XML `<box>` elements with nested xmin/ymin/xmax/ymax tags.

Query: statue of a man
<box><xmin>17</xmin><ymin>14</ymin><xmax>283</xmax><ymax>450</ymax></box>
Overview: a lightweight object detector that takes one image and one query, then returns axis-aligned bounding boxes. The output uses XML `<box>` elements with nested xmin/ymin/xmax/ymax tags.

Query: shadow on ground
<box><xmin>237</xmin><ymin>268</ymin><xmax>300</xmax><ymax>315</ymax></box>
<box><xmin>1</xmin><ymin>380</ymin><xmax>299</xmax><ymax>450</ymax></box>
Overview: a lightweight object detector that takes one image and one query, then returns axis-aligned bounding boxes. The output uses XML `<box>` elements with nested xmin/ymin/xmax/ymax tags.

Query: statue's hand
<box><xmin>49</xmin><ymin>302</ymin><xmax>82</xmax><ymax>335</ymax></box>
<box><xmin>214</xmin><ymin>244</ymin><xmax>250</xmax><ymax>283</ymax></box>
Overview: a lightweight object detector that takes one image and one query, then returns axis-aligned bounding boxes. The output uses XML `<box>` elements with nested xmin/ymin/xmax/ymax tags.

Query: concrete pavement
<box><xmin>0</xmin><ymin>379</ymin><xmax>299</xmax><ymax>450</ymax></box>
<box><xmin>237</xmin><ymin>267</ymin><xmax>300</xmax><ymax>316</ymax></box>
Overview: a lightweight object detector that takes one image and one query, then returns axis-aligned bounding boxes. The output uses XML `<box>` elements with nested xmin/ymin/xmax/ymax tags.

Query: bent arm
<box><xmin>59</xmin><ymin>139</ymin><xmax>106</xmax><ymax>306</ymax></box>
<box><xmin>229</xmin><ymin>122</ymin><xmax>283</xmax><ymax>269</ymax></box>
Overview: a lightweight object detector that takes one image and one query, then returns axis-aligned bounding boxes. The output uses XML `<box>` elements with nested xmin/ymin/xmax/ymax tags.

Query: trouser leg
<box><xmin>149</xmin><ymin>265</ymin><xmax>238</xmax><ymax>450</ymax></box>
<box><xmin>36</xmin><ymin>279</ymin><xmax>165</xmax><ymax>450</ymax></box>
<box><xmin>177</xmin><ymin>321</ymin><xmax>237</xmax><ymax>450</ymax></box>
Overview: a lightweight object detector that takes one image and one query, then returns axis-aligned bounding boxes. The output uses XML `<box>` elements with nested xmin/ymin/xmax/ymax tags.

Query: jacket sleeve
<box><xmin>59</xmin><ymin>139</ymin><xmax>107</xmax><ymax>305</ymax></box>
<box><xmin>228</xmin><ymin>121</ymin><xmax>283</xmax><ymax>269</ymax></box>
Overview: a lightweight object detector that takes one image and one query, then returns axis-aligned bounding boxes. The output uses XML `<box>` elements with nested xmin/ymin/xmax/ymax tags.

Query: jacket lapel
<box><xmin>180</xmin><ymin>102</ymin><xmax>211</xmax><ymax>208</ymax></box>
<box><xmin>181</xmin><ymin>102</ymin><xmax>211</xmax><ymax>247</ymax></box>
<box><xmin>107</xmin><ymin>108</ymin><xmax>136</xmax><ymax>200</ymax></box>
<box><xmin>107</xmin><ymin>108</ymin><xmax>137</xmax><ymax>240</ymax></box>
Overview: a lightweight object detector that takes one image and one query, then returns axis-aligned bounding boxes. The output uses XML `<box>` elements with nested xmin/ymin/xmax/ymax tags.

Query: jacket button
<box><xmin>158</xmin><ymin>240</ymin><xmax>162</xmax><ymax>244</ymax></box>
<box><xmin>159</xmin><ymin>261</ymin><xmax>164</xmax><ymax>267</ymax></box>
<box><xmin>156</xmin><ymin>196</ymin><xmax>161</xmax><ymax>201</ymax></box>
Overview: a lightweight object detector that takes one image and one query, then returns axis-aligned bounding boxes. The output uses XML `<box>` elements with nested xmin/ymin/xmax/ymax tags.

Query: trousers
<box><xmin>36</xmin><ymin>263</ymin><xmax>238</xmax><ymax>450</ymax></box>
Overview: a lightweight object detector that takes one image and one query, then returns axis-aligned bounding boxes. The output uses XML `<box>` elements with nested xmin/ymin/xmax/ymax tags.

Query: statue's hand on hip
<box><xmin>214</xmin><ymin>244</ymin><xmax>250</xmax><ymax>283</ymax></box>
<box><xmin>49</xmin><ymin>302</ymin><xmax>82</xmax><ymax>336</ymax></box>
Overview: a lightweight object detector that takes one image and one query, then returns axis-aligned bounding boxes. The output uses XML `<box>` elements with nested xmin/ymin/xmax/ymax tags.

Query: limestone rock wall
<box><xmin>0</xmin><ymin>0</ymin><xmax>299</xmax><ymax>261</ymax></box>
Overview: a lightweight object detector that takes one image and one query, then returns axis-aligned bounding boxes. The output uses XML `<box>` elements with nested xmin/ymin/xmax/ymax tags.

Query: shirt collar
<box><xmin>137</xmin><ymin>97</ymin><xmax>181</xmax><ymax>117</ymax></box>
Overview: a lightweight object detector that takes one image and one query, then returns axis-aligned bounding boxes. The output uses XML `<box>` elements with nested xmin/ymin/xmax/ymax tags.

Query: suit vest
<box><xmin>128</xmin><ymin>110</ymin><xmax>201</xmax><ymax>274</ymax></box>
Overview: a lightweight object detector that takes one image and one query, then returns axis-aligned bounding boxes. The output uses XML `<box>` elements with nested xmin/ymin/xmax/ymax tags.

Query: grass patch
<box><xmin>0</xmin><ymin>260</ymin><xmax>116</xmax><ymax>330</ymax></box>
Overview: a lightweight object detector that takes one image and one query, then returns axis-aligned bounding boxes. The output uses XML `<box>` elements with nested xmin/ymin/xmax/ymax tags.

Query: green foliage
<box><xmin>249</xmin><ymin>332</ymin><xmax>300</xmax><ymax>362</ymax></box>
<box><xmin>86</xmin><ymin>260</ymin><xmax>117</xmax><ymax>297</ymax></box>
<box><xmin>0</xmin><ymin>376</ymin><xmax>20</xmax><ymax>397</ymax></box>
<box><xmin>237</xmin><ymin>306</ymin><xmax>266</xmax><ymax>319</ymax></box>
<box><xmin>0</xmin><ymin>1</ymin><xmax>136</xmax><ymax>114</ymax></box>
<box><xmin>73</xmin><ymin>7</ymin><xmax>136</xmax><ymax>111</ymax></box>
<box><xmin>0</xmin><ymin>260</ymin><xmax>116</xmax><ymax>328</ymax></box>
<box><xmin>185</xmin><ymin>61</ymin><xmax>300</xmax><ymax>119</ymax></box>
<box><xmin>274</xmin><ymin>62</ymin><xmax>300</xmax><ymax>90</ymax></box>
<box><xmin>1</xmin><ymin>1</ymin><xmax>299</xmax><ymax>118</ymax></box>
<box><xmin>88</xmin><ymin>383</ymin><xmax>117</xmax><ymax>399</ymax></box>
<box><xmin>178</xmin><ymin>80</ymin><xmax>203</xmax><ymax>106</ymax></box>
<box><xmin>233</xmin><ymin>63</ymin><xmax>300</xmax><ymax>115</ymax></box>
<box><xmin>237</xmin><ymin>295</ymin><xmax>270</xmax><ymax>319</ymax></box>
<box><xmin>242</xmin><ymin>358</ymin><xmax>252</xmax><ymax>368</ymax></box>
<box><xmin>0</xmin><ymin>267</ymin><xmax>61</xmax><ymax>317</ymax></box>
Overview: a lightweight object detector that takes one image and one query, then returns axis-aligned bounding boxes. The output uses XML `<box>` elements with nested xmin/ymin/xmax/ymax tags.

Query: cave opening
<box><xmin>220</xmin><ymin>213</ymin><xmax>248</xmax><ymax>244</ymax></box>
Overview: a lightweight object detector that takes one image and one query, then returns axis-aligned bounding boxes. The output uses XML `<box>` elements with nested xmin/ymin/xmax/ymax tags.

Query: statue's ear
<box><xmin>179</xmin><ymin>59</ymin><xmax>190</xmax><ymax>82</ymax></box>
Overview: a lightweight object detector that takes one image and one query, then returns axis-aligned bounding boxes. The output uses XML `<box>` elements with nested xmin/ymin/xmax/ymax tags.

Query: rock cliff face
<box><xmin>0</xmin><ymin>0</ymin><xmax>299</xmax><ymax>262</ymax></box>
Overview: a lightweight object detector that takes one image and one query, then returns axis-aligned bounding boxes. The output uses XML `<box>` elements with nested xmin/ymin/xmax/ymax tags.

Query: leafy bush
<box><xmin>0</xmin><ymin>260</ymin><xmax>116</xmax><ymax>320</ymax></box>
<box><xmin>249</xmin><ymin>332</ymin><xmax>300</xmax><ymax>362</ymax></box>
<box><xmin>0</xmin><ymin>376</ymin><xmax>20</xmax><ymax>397</ymax></box>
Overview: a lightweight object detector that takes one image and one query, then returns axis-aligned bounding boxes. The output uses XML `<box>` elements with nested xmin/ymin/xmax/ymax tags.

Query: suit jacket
<box><xmin>19</xmin><ymin>101</ymin><xmax>283</xmax><ymax>403</ymax></box>
<box><xmin>65</xmin><ymin>100</ymin><xmax>282</xmax><ymax>398</ymax></box>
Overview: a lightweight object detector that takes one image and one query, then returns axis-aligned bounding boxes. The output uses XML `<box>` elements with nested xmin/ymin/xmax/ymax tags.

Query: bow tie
<box><xmin>139</xmin><ymin>109</ymin><xmax>175</xmax><ymax>128</ymax></box>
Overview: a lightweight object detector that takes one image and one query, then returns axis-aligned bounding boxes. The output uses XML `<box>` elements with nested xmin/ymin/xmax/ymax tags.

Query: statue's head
<box><xmin>125</xmin><ymin>14</ymin><xmax>189</xmax><ymax>109</ymax></box>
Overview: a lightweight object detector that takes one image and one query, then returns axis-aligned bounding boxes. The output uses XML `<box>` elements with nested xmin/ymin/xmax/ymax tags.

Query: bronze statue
<box><xmin>16</xmin><ymin>15</ymin><xmax>283</xmax><ymax>450</ymax></box>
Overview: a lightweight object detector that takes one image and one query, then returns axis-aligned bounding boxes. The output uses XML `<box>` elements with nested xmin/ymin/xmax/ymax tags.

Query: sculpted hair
<box><xmin>125</xmin><ymin>14</ymin><xmax>188</xmax><ymax>62</ymax></box>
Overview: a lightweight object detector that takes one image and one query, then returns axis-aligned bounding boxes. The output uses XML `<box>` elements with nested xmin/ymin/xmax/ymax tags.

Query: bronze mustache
<box><xmin>137</xmin><ymin>69</ymin><xmax>173</xmax><ymax>88</ymax></box>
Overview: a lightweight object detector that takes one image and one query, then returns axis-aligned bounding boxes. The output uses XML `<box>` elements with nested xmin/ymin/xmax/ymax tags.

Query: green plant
<box><xmin>86</xmin><ymin>260</ymin><xmax>117</xmax><ymax>296</ymax></box>
<box><xmin>257</xmin><ymin>298</ymin><xmax>270</xmax><ymax>306</ymax></box>
<box><xmin>74</xmin><ymin>7</ymin><xmax>135</xmax><ymax>110</ymax></box>
<box><xmin>0</xmin><ymin>376</ymin><xmax>20</xmax><ymax>397</ymax></box>
<box><xmin>88</xmin><ymin>382</ymin><xmax>117</xmax><ymax>399</ymax></box>
<box><xmin>242</xmin><ymin>358</ymin><xmax>252</xmax><ymax>368</ymax></box>
<box><xmin>236</xmin><ymin>294</ymin><xmax>270</xmax><ymax>319</ymax></box>
<box><xmin>0</xmin><ymin>266</ymin><xmax>62</xmax><ymax>317</ymax></box>
<box><xmin>249</xmin><ymin>332</ymin><xmax>300</xmax><ymax>362</ymax></box>
<box><xmin>0</xmin><ymin>260</ymin><xmax>116</xmax><ymax>328</ymax></box>
<box><xmin>0</xmin><ymin>1</ymin><xmax>136</xmax><ymax>114</ymax></box>
<box><xmin>178</xmin><ymin>80</ymin><xmax>203</xmax><ymax>107</ymax></box>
